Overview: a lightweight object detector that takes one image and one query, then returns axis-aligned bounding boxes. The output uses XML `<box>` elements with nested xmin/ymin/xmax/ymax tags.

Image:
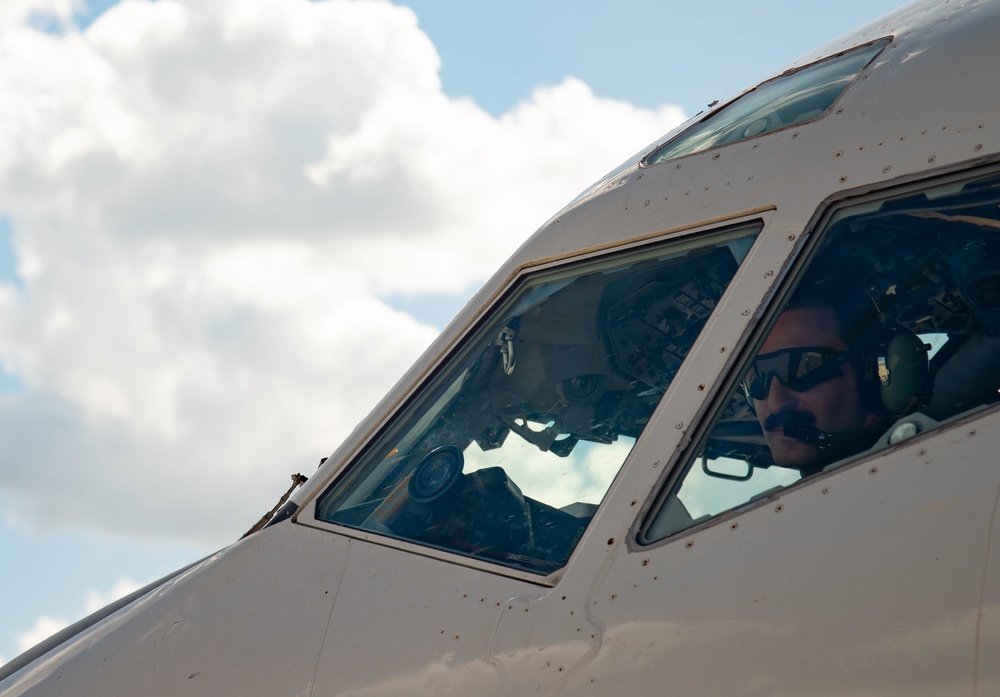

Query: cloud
<box><xmin>15</xmin><ymin>616</ymin><xmax>68</xmax><ymax>657</ymax></box>
<box><xmin>83</xmin><ymin>576</ymin><xmax>141</xmax><ymax>614</ymax></box>
<box><xmin>0</xmin><ymin>0</ymin><xmax>685</xmax><ymax>547</ymax></box>
<box><xmin>9</xmin><ymin>576</ymin><xmax>140</xmax><ymax>659</ymax></box>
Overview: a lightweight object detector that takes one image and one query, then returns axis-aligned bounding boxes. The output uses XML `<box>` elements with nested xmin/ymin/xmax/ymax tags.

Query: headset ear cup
<box><xmin>878</xmin><ymin>331</ymin><xmax>930</xmax><ymax>416</ymax></box>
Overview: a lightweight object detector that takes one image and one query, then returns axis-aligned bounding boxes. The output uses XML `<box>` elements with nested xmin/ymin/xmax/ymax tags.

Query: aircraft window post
<box><xmin>315</xmin><ymin>226</ymin><xmax>759</xmax><ymax>574</ymax></box>
<box><xmin>643</xmin><ymin>171</ymin><xmax>1000</xmax><ymax>543</ymax></box>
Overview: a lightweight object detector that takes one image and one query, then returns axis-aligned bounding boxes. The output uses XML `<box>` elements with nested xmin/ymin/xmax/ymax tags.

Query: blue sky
<box><xmin>0</xmin><ymin>0</ymin><xmax>904</xmax><ymax>666</ymax></box>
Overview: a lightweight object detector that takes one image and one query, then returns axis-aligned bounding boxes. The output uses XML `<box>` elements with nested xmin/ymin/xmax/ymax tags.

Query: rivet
<box><xmin>840</xmin><ymin>176</ymin><xmax>848</xmax><ymax>183</ymax></box>
<box><xmin>685</xmin><ymin>541</ymin><xmax>694</xmax><ymax>549</ymax></box>
<box><xmin>741</xmin><ymin>309</ymin><xmax>751</xmax><ymax>316</ymax></box>
<box><xmin>675</xmin><ymin>422</ymin><xmax>684</xmax><ymax>429</ymax></box>
<box><xmin>788</xmin><ymin>234</ymin><xmax>795</xmax><ymax>241</ymax></box>
<box><xmin>928</xmin><ymin>156</ymin><xmax>937</xmax><ymax>163</ymax></box>
<box><xmin>869</xmin><ymin>466</ymin><xmax>879</xmax><ymax>475</ymax></box>
<box><xmin>883</xmin><ymin>165</ymin><xmax>892</xmax><ymax>173</ymax></box>
<box><xmin>610</xmin><ymin>594</ymin><xmax>617</xmax><ymax>601</ymax></box>
<box><xmin>719</xmin><ymin>346</ymin><xmax>727</xmax><ymax>353</ymax></box>
<box><xmin>730</xmin><ymin>522</ymin><xmax>739</xmax><ymax>530</ymax></box>
<box><xmin>642</xmin><ymin>559</ymin><xmax>650</xmax><ymax>566</ymax></box>
<box><xmin>969</xmin><ymin>429</ymin><xmax>977</xmax><ymax>436</ymax></box>
<box><xmin>775</xmin><ymin>504</ymin><xmax>784</xmax><ymax>513</ymax></box>
<box><xmin>630</xmin><ymin>499</ymin><xmax>637</xmax><ymax>507</ymax></box>
<box><xmin>918</xmin><ymin>449</ymin><xmax>927</xmax><ymax>456</ymax></box>
<box><xmin>697</xmin><ymin>384</ymin><xmax>705</xmax><ymax>391</ymax></box>
<box><xmin>975</xmin><ymin>144</ymin><xmax>983</xmax><ymax>152</ymax></box>
<box><xmin>791</xmin><ymin>132</ymin><xmax>799</xmax><ymax>139</ymax></box>
<box><xmin>713</xmin><ymin>153</ymin><xmax>721</xmax><ymax>160</ymax></box>
<box><xmin>835</xmin><ymin>150</ymin><xmax>843</xmax><ymax>158</ymax></box>
<box><xmin>607</xmin><ymin>538</ymin><xmax>615</xmax><ymax>546</ymax></box>
<box><xmin>836</xmin><ymin>107</ymin><xmax>844</xmax><ymax>115</ymax></box>
<box><xmin>765</xmin><ymin>270</ymin><xmax>774</xmax><ymax>278</ymax></box>
<box><xmin>643</xmin><ymin>200</ymin><xmax>650</xmax><ymax>207</ymax></box>
<box><xmin>675</xmin><ymin>163</ymin><xmax>682</xmax><ymax>170</ymax></box>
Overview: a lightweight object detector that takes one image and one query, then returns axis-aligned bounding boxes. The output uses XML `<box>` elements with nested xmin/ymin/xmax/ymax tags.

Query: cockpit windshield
<box><xmin>644</xmin><ymin>171</ymin><xmax>1000</xmax><ymax>542</ymax></box>
<box><xmin>316</xmin><ymin>225</ymin><xmax>758</xmax><ymax>573</ymax></box>
<box><xmin>644</xmin><ymin>39</ymin><xmax>890</xmax><ymax>165</ymax></box>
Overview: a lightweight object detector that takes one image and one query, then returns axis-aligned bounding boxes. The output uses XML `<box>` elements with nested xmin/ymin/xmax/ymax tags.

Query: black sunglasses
<box><xmin>741</xmin><ymin>346</ymin><xmax>853</xmax><ymax>401</ymax></box>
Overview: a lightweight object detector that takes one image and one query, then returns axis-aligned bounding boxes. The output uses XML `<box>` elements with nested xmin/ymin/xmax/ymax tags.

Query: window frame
<box><xmin>294</xmin><ymin>217</ymin><xmax>771</xmax><ymax>583</ymax></box>
<box><xmin>636</xmin><ymin>164</ymin><xmax>1000</xmax><ymax>547</ymax></box>
<box><xmin>641</xmin><ymin>38</ymin><xmax>891</xmax><ymax>167</ymax></box>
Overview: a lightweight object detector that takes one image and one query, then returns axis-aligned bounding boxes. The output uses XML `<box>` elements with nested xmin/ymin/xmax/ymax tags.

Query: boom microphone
<box><xmin>783</xmin><ymin>422</ymin><xmax>862</xmax><ymax>450</ymax></box>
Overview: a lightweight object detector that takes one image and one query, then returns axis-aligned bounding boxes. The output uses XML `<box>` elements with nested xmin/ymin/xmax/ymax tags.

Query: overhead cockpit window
<box><xmin>643</xmin><ymin>171</ymin><xmax>1000</xmax><ymax>542</ymax></box>
<box><xmin>317</xmin><ymin>226</ymin><xmax>759</xmax><ymax>574</ymax></box>
<box><xmin>644</xmin><ymin>38</ymin><xmax>890</xmax><ymax>166</ymax></box>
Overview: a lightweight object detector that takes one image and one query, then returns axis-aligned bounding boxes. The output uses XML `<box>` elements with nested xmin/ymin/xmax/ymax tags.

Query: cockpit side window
<box><xmin>643</xmin><ymin>171</ymin><xmax>1000</xmax><ymax>542</ymax></box>
<box><xmin>644</xmin><ymin>38</ymin><xmax>889</xmax><ymax>166</ymax></box>
<box><xmin>316</xmin><ymin>226</ymin><xmax>759</xmax><ymax>574</ymax></box>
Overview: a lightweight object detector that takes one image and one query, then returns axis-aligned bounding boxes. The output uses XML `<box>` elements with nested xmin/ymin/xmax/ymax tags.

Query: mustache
<box><xmin>763</xmin><ymin>408</ymin><xmax>815</xmax><ymax>432</ymax></box>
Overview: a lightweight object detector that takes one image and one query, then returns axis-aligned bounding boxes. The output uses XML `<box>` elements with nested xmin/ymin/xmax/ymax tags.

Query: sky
<box><xmin>0</xmin><ymin>0</ymin><xmax>907</xmax><ymax>666</ymax></box>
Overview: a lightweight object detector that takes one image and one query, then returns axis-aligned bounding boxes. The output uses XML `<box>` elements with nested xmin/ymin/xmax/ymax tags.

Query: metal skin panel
<box><xmin>977</xmin><ymin>472</ymin><xmax>1000</xmax><ymax>696</ymax></box>
<box><xmin>310</xmin><ymin>539</ymin><xmax>538</xmax><ymax>696</ymax></box>
<box><xmin>7</xmin><ymin>2</ymin><xmax>1000</xmax><ymax>695</ymax></box>
<box><xmin>1</xmin><ymin>524</ymin><xmax>348</xmax><ymax>697</ymax></box>
<box><xmin>574</xmin><ymin>409</ymin><xmax>1000</xmax><ymax>696</ymax></box>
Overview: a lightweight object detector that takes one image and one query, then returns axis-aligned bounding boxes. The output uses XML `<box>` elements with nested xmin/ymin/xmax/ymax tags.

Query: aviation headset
<box><xmin>857</xmin><ymin>327</ymin><xmax>930</xmax><ymax>416</ymax></box>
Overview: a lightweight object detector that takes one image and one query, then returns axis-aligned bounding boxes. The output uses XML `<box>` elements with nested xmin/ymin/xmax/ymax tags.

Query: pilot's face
<box><xmin>752</xmin><ymin>307</ymin><xmax>881</xmax><ymax>471</ymax></box>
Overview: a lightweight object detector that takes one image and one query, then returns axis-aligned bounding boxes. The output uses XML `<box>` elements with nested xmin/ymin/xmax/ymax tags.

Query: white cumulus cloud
<box><xmin>0</xmin><ymin>0</ymin><xmax>686</xmax><ymax>547</ymax></box>
<box><xmin>10</xmin><ymin>576</ymin><xmax>140</xmax><ymax>658</ymax></box>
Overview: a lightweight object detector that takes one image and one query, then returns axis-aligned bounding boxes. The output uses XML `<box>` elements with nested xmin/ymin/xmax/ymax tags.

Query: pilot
<box><xmin>741</xmin><ymin>283</ymin><xmax>891</xmax><ymax>475</ymax></box>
